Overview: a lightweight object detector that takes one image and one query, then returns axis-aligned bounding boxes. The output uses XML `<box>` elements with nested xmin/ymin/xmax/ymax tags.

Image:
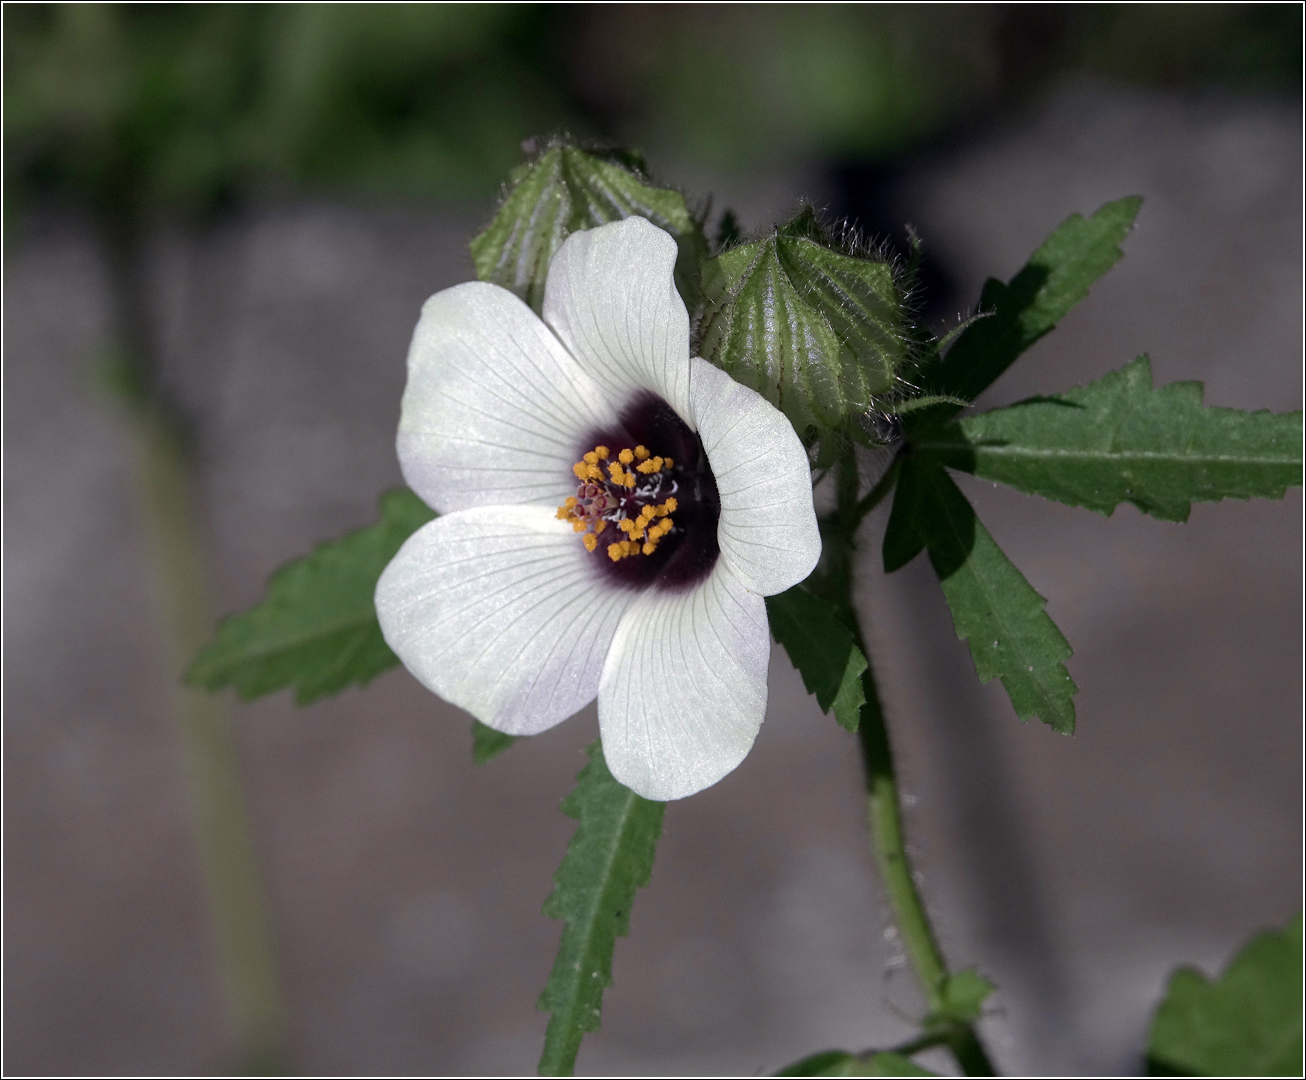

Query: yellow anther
<box><xmin>619</xmin><ymin>519</ymin><xmax>635</xmax><ymax>534</ymax></box>
<box><xmin>664</xmin><ymin>457</ymin><xmax>673</xmax><ymax>468</ymax></box>
<box><xmin>587</xmin><ymin>463</ymin><xmax>604</xmax><ymax>480</ymax></box>
<box><xmin>623</xmin><ymin>473</ymin><xmax>636</xmax><ymax>489</ymax></box>
<box><xmin>642</xmin><ymin>541</ymin><xmax>657</xmax><ymax>555</ymax></box>
<box><xmin>634</xmin><ymin>445</ymin><xmax>650</xmax><ymax>460</ymax></box>
<box><xmin>608</xmin><ymin>544</ymin><xmax>622</xmax><ymax>562</ymax></box>
<box><xmin>572</xmin><ymin>462</ymin><xmax>587</xmax><ymax>479</ymax></box>
<box><xmin>572</xmin><ymin>520</ymin><xmax>587</xmax><ymax>533</ymax></box>
<box><xmin>639</xmin><ymin>505</ymin><xmax>655</xmax><ymax>520</ymax></box>
<box><xmin>635</xmin><ymin>459</ymin><xmax>656</xmax><ymax>474</ymax></box>
<box><xmin>583</xmin><ymin>450</ymin><xmax>599</xmax><ymax>465</ymax></box>
<box><xmin>594</xmin><ymin>445</ymin><xmax>609</xmax><ymax>460</ymax></box>
<box><xmin>565</xmin><ymin>496</ymin><xmax>578</xmax><ymax>508</ymax></box>
<box><xmin>663</xmin><ymin>496</ymin><xmax>677</xmax><ymax>513</ymax></box>
<box><xmin>618</xmin><ymin>448</ymin><xmax>634</xmax><ymax>465</ymax></box>
<box><xmin>608</xmin><ymin>462</ymin><xmax>623</xmax><ymax>482</ymax></box>
<box><xmin>583</xmin><ymin>533</ymin><xmax>598</xmax><ymax>552</ymax></box>
<box><xmin>594</xmin><ymin>520</ymin><xmax>606</xmax><ymax>534</ymax></box>
<box><xmin>555</xmin><ymin>507</ymin><xmax>569</xmax><ymax>520</ymax></box>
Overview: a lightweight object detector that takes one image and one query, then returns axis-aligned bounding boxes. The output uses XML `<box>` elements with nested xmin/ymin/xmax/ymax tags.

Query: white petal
<box><xmin>375</xmin><ymin>506</ymin><xmax>636</xmax><ymax>735</ymax></box>
<box><xmin>542</xmin><ymin>217</ymin><xmax>693</xmax><ymax>425</ymax></box>
<box><xmin>689</xmin><ymin>358</ymin><xmax>821</xmax><ymax>595</ymax></box>
<box><xmin>398</xmin><ymin>282</ymin><xmax>617</xmax><ymax>513</ymax></box>
<box><xmin>598</xmin><ymin>561</ymin><xmax>770</xmax><ymax>800</ymax></box>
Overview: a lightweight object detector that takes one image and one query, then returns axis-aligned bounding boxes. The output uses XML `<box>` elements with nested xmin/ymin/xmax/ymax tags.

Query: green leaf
<box><xmin>776</xmin><ymin>1050</ymin><xmax>939</xmax><ymax>1076</ymax></box>
<box><xmin>471</xmin><ymin>720</ymin><xmax>517</xmax><ymax>765</ymax></box>
<box><xmin>698</xmin><ymin>206</ymin><xmax>908</xmax><ymax>439</ymax></box>
<box><xmin>883</xmin><ymin>458</ymin><xmax>1077</xmax><ymax>733</ymax></box>
<box><xmin>766</xmin><ymin>586</ymin><xmax>868</xmax><ymax>733</ymax></box>
<box><xmin>916</xmin><ymin>196</ymin><xmax>1143</xmax><ymax>412</ymax></box>
<box><xmin>1148</xmin><ymin>912</ymin><xmax>1303</xmax><ymax>1077</ymax></box>
<box><xmin>915</xmin><ymin>355</ymin><xmax>1303</xmax><ymax>522</ymax></box>
<box><xmin>537</xmin><ymin>741</ymin><xmax>665</xmax><ymax>1076</ymax></box>
<box><xmin>186</xmin><ymin>488</ymin><xmax>435</xmax><ymax>704</ymax></box>
<box><xmin>469</xmin><ymin>141</ymin><xmax>706</xmax><ymax>314</ymax></box>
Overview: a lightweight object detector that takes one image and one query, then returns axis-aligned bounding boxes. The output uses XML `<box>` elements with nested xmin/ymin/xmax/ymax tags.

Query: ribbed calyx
<box><xmin>697</xmin><ymin>208</ymin><xmax>910</xmax><ymax>442</ymax></box>
<box><xmin>470</xmin><ymin>139</ymin><xmax>706</xmax><ymax>313</ymax></box>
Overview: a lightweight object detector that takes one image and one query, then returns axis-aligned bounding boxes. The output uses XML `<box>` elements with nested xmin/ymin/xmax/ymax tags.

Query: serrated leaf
<box><xmin>766</xmin><ymin>586</ymin><xmax>867</xmax><ymax>733</ymax></box>
<box><xmin>1148</xmin><ymin>912</ymin><xmax>1303</xmax><ymax>1077</ymax></box>
<box><xmin>537</xmin><ymin>741</ymin><xmax>665</xmax><ymax>1076</ymax></box>
<box><xmin>915</xmin><ymin>355</ymin><xmax>1303</xmax><ymax>522</ymax></box>
<box><xmin>469</xmin><ymin>142</ymin><xmax>706</xmax><ymax>314</ymax></box>
<box><xmin>471</xmin><ymin>719</ymin><xmax>516</xmax><ymax>765</ymax></box>
<box><xmin>776</xmin><ymin>1050</ymin><xmax>939</xmax><ymax>1076</ymax></box>
<box><xmin>916</xmin><ymin>196</ymin><xmax>1142</xmax><ymax>413</ymax></box>
<box><xmin>186</xmin><ymin>489</ymin><xmax>435</xmax><ymax>704</ymax></box>
<box><xmin>883</xmin><ymin>458</ymin><xmax>1077</xmax><ymax>732</ymax></box>
<box><xmin>699</xmin><ymin>209</ymin><xmax>907</xmax><ymax>438</ymax></box>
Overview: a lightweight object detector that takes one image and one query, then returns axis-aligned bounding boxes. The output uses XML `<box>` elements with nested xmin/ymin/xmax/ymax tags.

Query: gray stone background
<box><xmin>5</xmin><ymin>81</ymin><xmax>1301</xmax><ymax>1076</ymax></box>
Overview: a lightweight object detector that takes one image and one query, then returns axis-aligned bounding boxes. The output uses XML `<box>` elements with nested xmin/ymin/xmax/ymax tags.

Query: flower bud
<box><xmin>470</xmin><ymin>138</ymin><xmax>706</xmax><ymax>313</ymax></box>
<box><xmin>697</xmin><ymin>208</ymin><xmax>909</xmax><ymax>441</ymax></box>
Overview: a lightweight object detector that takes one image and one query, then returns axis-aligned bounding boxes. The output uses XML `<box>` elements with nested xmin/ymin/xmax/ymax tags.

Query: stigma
<box><xmin>558</xmin><ymin>444</ymin><xmax>680</xmax><ymax>561</ymax></box>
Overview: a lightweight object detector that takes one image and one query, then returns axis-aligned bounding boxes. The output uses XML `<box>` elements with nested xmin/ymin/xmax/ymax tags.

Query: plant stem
<box><xmin>854</xmin><ymin>657</ymin><xmax>948</xmax><ymax>1007</ymax></box>
<box><xmin>102</xmin><ymin>217</ymin><xmax>288</xmax><ymax>1073</ymax></box>
<box><xmin>124</xmin><ymin>394</ymin><xmax>288</xmax><ymax>1074</ymax></box>
<box><xmin>821</xmin><ymin>443</ymin><xmax>996</xmax><ymax>1077</ymax></box>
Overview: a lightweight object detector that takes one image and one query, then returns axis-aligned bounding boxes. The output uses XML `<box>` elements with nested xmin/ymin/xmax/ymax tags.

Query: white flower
<box><xmin>375</xmin><ymin>217</ymin><xmax>820</xmax><ymax>800</ymax></box>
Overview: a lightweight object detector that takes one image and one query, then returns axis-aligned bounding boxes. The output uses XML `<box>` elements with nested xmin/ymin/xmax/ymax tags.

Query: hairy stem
<box><xmin>821</xmin><ymin>444</ymin><xmax>996</xmax><ymax>1077</ymax></box>
<box><xmin>855</xmin><ymin>657</ymin><xmax>948</xmax><ymax>1005</ymax></box>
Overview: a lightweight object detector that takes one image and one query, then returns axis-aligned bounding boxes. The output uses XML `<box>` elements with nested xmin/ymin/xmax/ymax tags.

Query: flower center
<box><xmin>558</xmin><ymin>444</ymin><xmax>679</xmax><ymax>561</ymax></box>
<box><xmin>559</xmin><ymin>391</ymin><xmax>720</xmax><ymax>591</ymax></box>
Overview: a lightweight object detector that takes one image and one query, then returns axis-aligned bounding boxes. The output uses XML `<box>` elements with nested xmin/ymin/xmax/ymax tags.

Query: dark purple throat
<box><xmin>581</xmin><ymin>391</ymin><xmax>720</xmax><ymax>592</ymax></box>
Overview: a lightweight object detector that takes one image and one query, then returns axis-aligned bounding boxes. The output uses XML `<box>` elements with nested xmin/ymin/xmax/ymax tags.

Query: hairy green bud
<box><xmin>469</xmin><ymin>138</ymin><xmax>706</xmax><ymax>313</ymax></box>
<box><xmin>697</xmin><ymin>208</ymin><xmax>910</xmax><ymax>441</ymax></box>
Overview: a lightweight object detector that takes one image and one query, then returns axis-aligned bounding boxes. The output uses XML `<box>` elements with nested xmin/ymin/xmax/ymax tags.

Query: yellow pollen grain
<box><xmin>582</xmin><ymin>533</ymin><xmax>598</xmax><ymax>552</ymax></box>
<box><xmin>634</xmin><ymin>445</ymin><xmax>650</xmax><ymax>461</ymax></box>
<box><xmin>618</xmin><ymin>448</ymin><xmax>634</xmax><ymax>465</ymax></box>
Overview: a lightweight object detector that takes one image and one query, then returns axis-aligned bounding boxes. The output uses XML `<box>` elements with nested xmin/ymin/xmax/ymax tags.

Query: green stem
<box><xmin>850</xmin><ymin>453</ymin><xmax>902</xmax><ymax>529</ymax></box>
<box><xmin>855</xmin><ymin>658</ymin><xmax>948</xmax><ymax>1007</ymax></box>
<box><xmin>101</xmin><ymin>216</ymin><xmax>288</xmax><ymax>1073</ymax></box>
<box><xmin>821</xmin><ymin>444</ymin><xmax>997</xmax><ymax>1077</ymax></box>
<box><xmin>124</xmin><ymin>395</ymin><xmax>288</xmax><ymax>1074</ymax></box>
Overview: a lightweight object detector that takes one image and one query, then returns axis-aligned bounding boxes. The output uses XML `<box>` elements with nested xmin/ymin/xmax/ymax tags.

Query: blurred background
<box><xmin>4</xmin><ymin>3</ymin><xmax>1301</xmax><ymax>1076</ymax></box>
